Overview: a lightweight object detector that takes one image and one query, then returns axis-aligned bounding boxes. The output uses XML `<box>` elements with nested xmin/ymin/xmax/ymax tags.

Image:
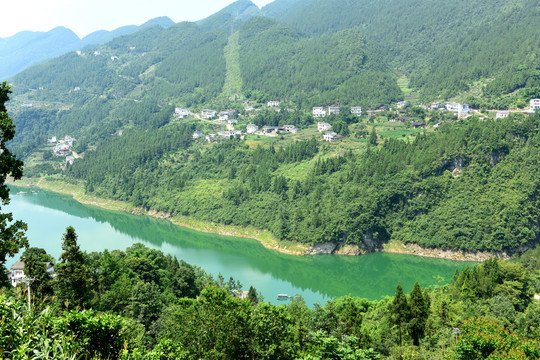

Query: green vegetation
<box><xmin>55</xmin><ymin>111</ymin><xmax>540</xmax><ymax>254</ymax></box>
<box><xmin>239</xmin><ymin>18</ymin><xmax>401</xmax><ymax>108</ymax></box>
<box><xmin>0</xmin><ymin>82</ymin><xmax>27</xmax><ymax>285</ymax></box>
<box><xmin>265</xmin><ymin>0</ymin><xmax>540</xmax><ymax>101</ymax></box>
<box><xmin>2</xmin><ymin>237</ymin><xmax>539</xmax><ymax>359</ymax></box>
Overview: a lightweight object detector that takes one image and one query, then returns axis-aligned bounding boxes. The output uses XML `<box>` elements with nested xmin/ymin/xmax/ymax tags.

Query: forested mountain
<box><xmin>7</xmin><ymin>2</ymin><xmax>399</xmax><ymax>156</ymax></box>
<box><xmin>238</xmin><ymin>18</ymin><xmax>401</xmax><ymax>108</ymax></box>
<box><xmin>198</xmin><ymin>0</ymin><xmax>261</xmax><ymax>32</ymax></box>
<box><xmin>62</xmin><ymin>112</ymin><xmax>540</xmax><ymax>254</ymax></box>
<box><xmin>264</xmin><ymin>0</ymin><xmax>540</xmax><ymax>100</ymax></box>
<box><xmin>0</xmin><ymin>17</ymin><xmax>175</xmax><ymax>80</ymax></box>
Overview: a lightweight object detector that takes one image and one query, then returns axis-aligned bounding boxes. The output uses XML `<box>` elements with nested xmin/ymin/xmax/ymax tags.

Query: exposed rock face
<box><xmin>305</xmin><ymin>242</ymin><xmax>339</xmax><ymax>255</ymax></box>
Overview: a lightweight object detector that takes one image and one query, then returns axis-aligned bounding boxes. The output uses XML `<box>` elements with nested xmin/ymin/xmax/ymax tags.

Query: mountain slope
<box><xmin>238</xmin><ymin>17</ymin><xmax>401</xmax><ymax>107</ymax></box>
<box><xmin>198</xmin><ymin>0</ymin><xmax>261</xmax><ymax>32</ymax></box>
<box><xmin>264</xmin><ymin>0</ymin><xmax>540</xmax><ymax>100</ymax></box>
<box><xmin>0</xmin><ymin>17</ymin><xmax>175</xmax><ymax>80</ymax></box>
<box><xmin>0</xmin><ymin>27</ymin><xmax>80</xmax><ymax>80</ymax></box>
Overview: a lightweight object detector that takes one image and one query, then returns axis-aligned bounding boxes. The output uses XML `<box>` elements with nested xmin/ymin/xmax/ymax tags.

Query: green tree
<box><xmin>22</xmin><ymin>247</ymin><xmax>54</xmax><ymax>298</ymax></box>
<box><xmin>0</xmin><ymin>82</ymin><xmax>27</xmax><ymax>285</ymax></box>
<box><xmin>247</xmin><ymin>285</ymin><xmax>259</xmax><ymax>305</ymax></box>
<box><xmin>408</xmin><ymin>282</ymin><xmax>429</xmax><ymax>346</ymax></box>
<box><xmin>390</xmin><ymin>283</ymin><xmax>410</xmax><ymax>347</ymax></box>
<box><xmin>369</xmin><ymin>127</ymin><xmax>378</xmax><ymax>146</ymax></box>
<box><xmin>55</xmin><ymin>226</ymin><xmax>90</xmax><ymax>309</ymax></box>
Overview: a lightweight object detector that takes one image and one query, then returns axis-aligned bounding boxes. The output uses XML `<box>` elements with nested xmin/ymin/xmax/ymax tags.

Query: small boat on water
<box><xmin>16</xmin><ymin>191</ymin><xmax>27</xmax><ymax>195</ymax></box>
<box><xmin>277</xmin><ymin>294</ymin><xmax>289</xmax><ymax>300</ymax></box>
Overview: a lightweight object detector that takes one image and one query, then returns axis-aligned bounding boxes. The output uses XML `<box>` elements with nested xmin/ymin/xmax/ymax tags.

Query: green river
<box><xmin>7</xmin><ymin>186</ymin><xmax>471</xmax><ymax>306</ymax></box>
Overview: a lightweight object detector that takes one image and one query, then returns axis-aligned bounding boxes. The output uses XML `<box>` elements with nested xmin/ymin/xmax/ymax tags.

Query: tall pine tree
<box><xmin>390</xmin><ymin>282</ymin><xmax>410</xmax><ymax>347</ymax></box>
<box><xmin>408</xmin><ymin>281</ymin><xmax>430</xmax><ymax>346</ymax></box>
<box><xmin>55</xmin><ymin>226</ymin><xmax>90</xmax><ymax>309</ymax></box>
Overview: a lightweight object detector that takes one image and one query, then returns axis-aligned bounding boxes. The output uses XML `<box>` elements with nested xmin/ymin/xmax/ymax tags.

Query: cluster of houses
<box><xmin>312</xmin><ymin>106</ymin><xmax>362</xmax><ymax>118</ymax></box>
<box><xmin>193</xmin><ymin>124</ymin><xmax>300</xmax><ymax>142</ymax></box>
<box><xmin>49</xmin><ymin>135</ymin><xmax>75</xmax><ymax>157</ymax></box>
<box><xmin>188</xmin><ymin>98</ymin><xmax>540</xmax><ymax>145</ymax></box>
<box><xmin>7</xmin><ymin>259</ymin><xmax>56</xmax><ymax>287</ymax></box>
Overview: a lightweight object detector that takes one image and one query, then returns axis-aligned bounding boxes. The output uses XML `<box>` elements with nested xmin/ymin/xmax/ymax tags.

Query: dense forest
<box><xmin>264</xmin><ymin>0</ymin><xmax>540</xmax><ymax>100</ymax></box>
<box><xmin>60</xmin><ymin>111</ymin><xmax>540</xmax><ymax>254</ymax></box>
<box><xmin>1</xmin><ymin>231</ymin><xmax>539</xmax><ymax>359</ymax></box>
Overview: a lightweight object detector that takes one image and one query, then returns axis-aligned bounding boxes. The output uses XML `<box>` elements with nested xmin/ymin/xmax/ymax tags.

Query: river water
<box><xmin>6</xmin><ymin>187</ymin><xmax>470</xmax><ymax>306</ymax></box>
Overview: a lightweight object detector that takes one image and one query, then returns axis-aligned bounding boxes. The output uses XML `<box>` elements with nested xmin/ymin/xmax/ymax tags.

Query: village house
<box><xmin>218</xmin><ymin>111</ymin><xmax>232</xmax><ymax>121</ymax></box>
<box><xmin>433</xmin><ymin>120</ymin><xmax>453</xmax><ymax>128</ymax></box>
<box><xmin>262</xmin><ymin>126</ymin><xmax>279</xmax><ymax>134</ymax></box>
<box><xmin>496</xmin><ymin>111</ymin><xmax>510</xmax><ymax>119</ymax></box>
<box><xmin>8</xmin><ymin>260</ymin><xmax>55</xmax><ymax>287</ymax></box>
<box><xmin>201</xmin><ymin>109</ymin><xmax>217</xmax><ymax>119</ymax></box>
<box><xmin>47</xmin><ymin>136</ymin><xmax>57</xmax><ymax>144</ymax></box>
<box><xmin>246</xmin><ymin>124</ymin><xmax>259</xmax><ymax>134</ymax></box>
<box><xmin>228</xmin><ymin>119</ymin><xmax>238</xmax><ymax>125</ymax></box>
<box><xmin>282</xmin><ymin>125</ymin><xmax>297</xmax><ymax>133</ymax></box>
<box><xmin>531</xmin><ymin>99</ymin><xmax>540</xmax><ymax>112</ymax></box>
<box><xmin>396</xmin><ymin>101</ymin><xmax>407</xmax><ymax>109</ymax></box>
<box><xmin>323</xmin><ymin>131</ymin><xmax>339</xmax><ymax>142</ymax></box>
<box><xmin>193</xmin><ymin>130</ymin><xmax>204</xmax><ymax>140</ymax></box>
<box><xmin>217</xmin><ymin>130</ymin><xmax>242</xmax><ymax>139</ymax></box>
<box><xmin>54</xmin><ymin>143</ymin><xmax>71</xmax><ymax>156</ymax></box>
<box><xmin>244</xmin><ymin>105</ymin><xmax>255</xmax><ymax>112</ymax></box>
<box><xmin>313</xmin><ymin>107</ymin><xmax>326</xmax><ymax>118</ymax></box>
<box><xmin>431</xmin><ymin>102</ymin><xmax>443</xmax><ymax>110</ymax></box>
<box><xmin>328</xmin><ymin>106</ymin><xmax>340</xmax><ymax>115</ymax></box>
<box><xmin>317</xmin><ymin>121</ymin><xmax>332</xmax><ymax>132</ymax></box>
<box><xmin>205</xmin><ymin>134</ymin><xmax>216</xmax><ymax>142</ymax></box>
<box><xmin>175</xmin><ymin>107</ymin><xmax>190</xmax><ymax>118</ymax></box>
<box><xmin>412</xmin><ymin>122</ymin><xmax>427</xmax><ymax>129</ymax></box>
<box><xmin>445</xmin><ymin>102</ymin><xmax>469</xmax><ymax>116</ymax></box>
<box><xmin>350</xmin><ymin>107</ymin><xmax>362</xmax><ymax>116</ymax></box>
<box><xmin>267</xmin><ymin>101</ymin><xmax>280</xmax><ymax>107</ymax></box>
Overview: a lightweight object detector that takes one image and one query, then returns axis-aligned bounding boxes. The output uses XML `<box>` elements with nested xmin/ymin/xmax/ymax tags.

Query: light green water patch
<box><xmin>7</xmin><ymin>186</ymin><xmax>472</xmax><ymax>306</ymax></box>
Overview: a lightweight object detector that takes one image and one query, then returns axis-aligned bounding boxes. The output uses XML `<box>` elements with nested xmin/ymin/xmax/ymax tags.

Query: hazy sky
<box><xmin>1</xmin><ymin>0</ymin><xmax>274</xmax><ymax>38</ymax></box>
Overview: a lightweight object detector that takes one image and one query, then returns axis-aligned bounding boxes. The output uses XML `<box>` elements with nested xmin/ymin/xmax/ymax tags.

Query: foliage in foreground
<box><xmin>2</xmin><ymin>236</ymin><xmax>540</xmax><ymax>359</ymax></box>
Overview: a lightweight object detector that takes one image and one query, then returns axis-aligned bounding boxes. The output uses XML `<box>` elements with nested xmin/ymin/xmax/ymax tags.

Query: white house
<box><xmin>47</xmin><ymin>136</ymin><xmax>57</xmax><ymax>143</ymax></box>
<box><xmin>496</xmin><ymin>111</ymin><xmax>510</xmax><ymax>119</ymax></box>
<box><xmin>323</xmin><ymin>131</ymin><xmax>339</xmax><ymax>142</ymax></box>
<box><xmin>267</xmin><ymin>101</ymin><xmax>280</xmax><ymax>107</ymax></box>
<box><xmin>228</xmin><ymin>119</ymin><xmax>238</xmax><ymax>125</ymax></box>
<box><xmin>244</xmin><ymin>106</ymin><xmax>255</xmax><ymax>112</ymax></box>
<box><xmin>8</xmin><ymin>260</ymin><xmax>55</xmax><ymax>287</ymax></box>
<box><xmin>283</xmin><ymin>125</ymin><xmax>297</xmax><ymax>133</ymax></box>
<box><xmin>328</xmin><ymin>106</ymin><xmax>340</xmax><ymax>115</ymax></box>
<box><xmin>350</xmin><ymin>107</ymin><xmax>362</xmax><ymax>116</ymax></box>
<box><xmin>246</xmin><ymin>124</ymin><xmax>259</xmax><ymax>134</ymax></box>
<box><xmin>193</xmin><ymin>131</ymin><xmax>204</xmax><ymax>140</ymax></box>
<box><xmin>445</xmin><ymin>102</ymin><xmax>469</xmax><ymax>116</ymax></box>
<box><xmin>397</xmin><ymin>101</ymin><xmax>407</xmax><ymax>109</ymax></box>
<box><xmin>175</xmin><ymin>107</ymin><xmax>190</xmax><ymax>118</ymax></box>
<box><xmin>531</xmin><ymin>99</ymin><xmax>540</xmax><ymax>112</ymax></box>
<box><xmin>201</xmin><ymin>109</ymin><xmax>217</xmax><ymax>119</ymax></box>
<box><xmin>262</xmin><ymin>126</ymin><xmax>279</xmax><ymax>134</ymax></box>
<box><xmin>318</xmin><ymin>121</ymin><xmax>332</xmax><ymax>132</ymax></box>
<box><xmin>313</xmin><ymin>107</ymin><xmax>326</xmax><ymax>118</ymax></box>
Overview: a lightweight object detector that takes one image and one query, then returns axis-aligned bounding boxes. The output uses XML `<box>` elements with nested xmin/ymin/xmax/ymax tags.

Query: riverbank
<box><xmin>9</xmin><ymin>176</ymin><xmax>503</xmax><ymax>261</ymax></box>
<box><xmin>8</xmin><ymin>176</ymin><xmax>309</xmax><ymax>255</ymax></box>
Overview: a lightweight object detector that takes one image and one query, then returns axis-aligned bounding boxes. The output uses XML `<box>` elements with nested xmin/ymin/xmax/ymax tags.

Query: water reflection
<box><xmin>8</xmin><ymin>186</ymin><xmax>470</xmax><ymax>305</ymax></box>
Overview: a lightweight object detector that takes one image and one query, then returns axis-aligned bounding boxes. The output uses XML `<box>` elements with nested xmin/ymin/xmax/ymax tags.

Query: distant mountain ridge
<box><xmin>0</xmin><ymin>17</ymin><xmax>175</xmax><ymax>80</ymax></box>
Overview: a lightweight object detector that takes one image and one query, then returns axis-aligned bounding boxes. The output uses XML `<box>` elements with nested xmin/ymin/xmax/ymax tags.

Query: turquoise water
<box><xmin>6</xmin><ymin>186</ymin><xmax>470</xmax><ymax>306</ymax></box>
